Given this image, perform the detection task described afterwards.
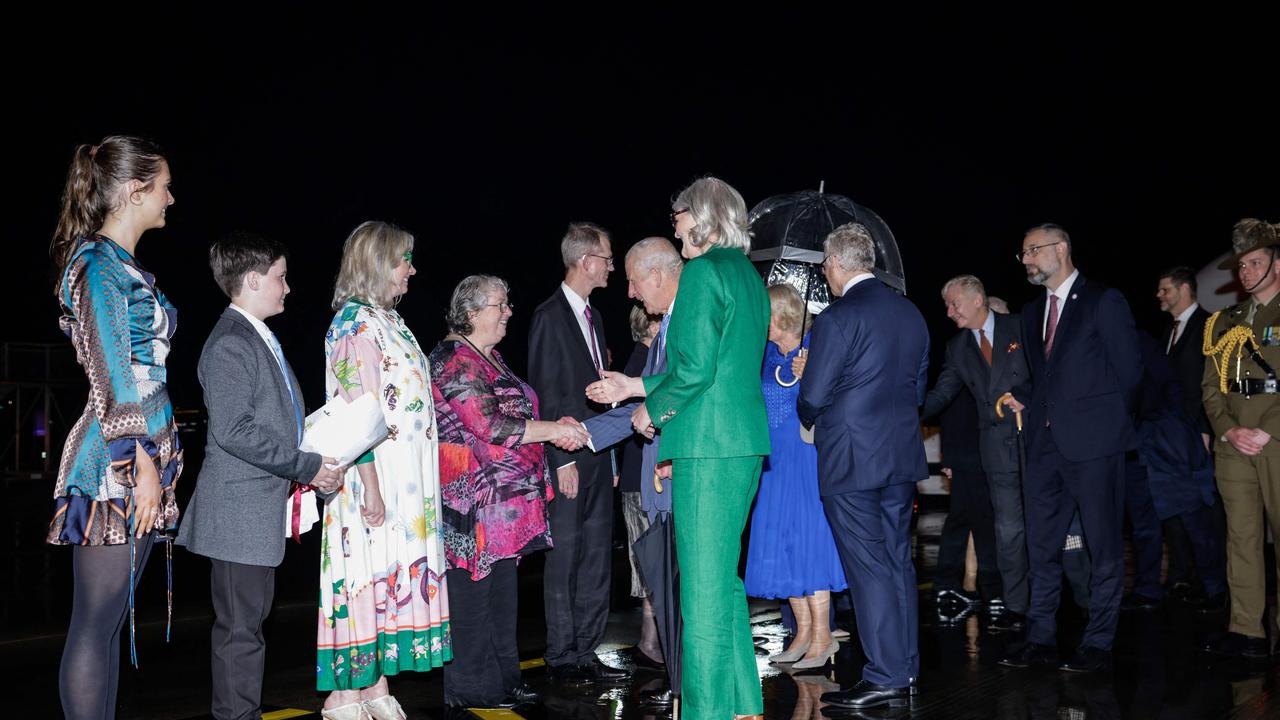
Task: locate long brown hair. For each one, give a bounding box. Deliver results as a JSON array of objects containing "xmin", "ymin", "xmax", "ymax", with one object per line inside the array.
[{"xmin": 51, "ymin": 135, "xmax": 166, "ymax": 294}]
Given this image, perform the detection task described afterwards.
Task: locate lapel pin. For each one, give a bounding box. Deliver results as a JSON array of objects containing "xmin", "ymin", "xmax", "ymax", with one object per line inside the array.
[{"xmin": 1071, "ymin": 293, "xmax": 1078, "ymax": 300}]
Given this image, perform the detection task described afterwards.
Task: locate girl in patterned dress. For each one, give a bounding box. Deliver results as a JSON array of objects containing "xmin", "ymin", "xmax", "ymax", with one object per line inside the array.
[
  {"xmin": 48, "ymin": 135, "xmax": 182, "ymax": 720},
  {"xmin": 317, "ymin": 222, "xmax": 449, "ymax": 720}
]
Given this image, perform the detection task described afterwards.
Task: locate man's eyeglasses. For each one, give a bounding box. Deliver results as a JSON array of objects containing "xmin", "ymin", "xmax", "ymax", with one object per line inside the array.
[
  {"xmin": 584, "ymin": 253, "xmax": 614, "ymax": 269},
  {"xmin": 1015, "ymin": 241, "xmax": 1062, "ymax": 263},
  {"xmin": 669, "ymin": 208, "xmax": 689, "ymax": 227}
]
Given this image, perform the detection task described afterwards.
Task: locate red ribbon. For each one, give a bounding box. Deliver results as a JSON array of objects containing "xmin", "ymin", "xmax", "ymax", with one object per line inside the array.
[{"xmin": 291, "ymin": 482, "xmax": 314, "ymax": 544}]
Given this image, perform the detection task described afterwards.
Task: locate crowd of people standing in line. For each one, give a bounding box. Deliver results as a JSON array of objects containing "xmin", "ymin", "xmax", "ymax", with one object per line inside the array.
[{"xmin": 45, "ymin": 133, "xmax": 1277, "ymax": 719}]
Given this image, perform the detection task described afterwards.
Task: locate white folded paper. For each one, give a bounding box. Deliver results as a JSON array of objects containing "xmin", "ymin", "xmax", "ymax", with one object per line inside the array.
[{"xmin": 285, "ymin": 393, "xmax": 389, "ymax": 538}]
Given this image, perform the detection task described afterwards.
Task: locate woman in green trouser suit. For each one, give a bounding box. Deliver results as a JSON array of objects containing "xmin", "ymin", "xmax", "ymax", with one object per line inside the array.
[{"xmin": 590, "ymin": 177, "xmax": 771, "ymax": 718}]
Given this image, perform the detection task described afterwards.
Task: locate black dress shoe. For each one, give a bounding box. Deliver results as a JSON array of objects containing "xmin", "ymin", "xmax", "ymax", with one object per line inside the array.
[
  {"xmin": 641, "ymin": 687, "xmax": 675, "ymax": 706},
  {"xmin": 580, "ymin": 656, "xmax": 632, "ymax": 681},
  {"xmin": 989, "ymin": 610, "xmax": 1026, "ymax": 632},
  {"xmin": 498, "ymin": 682, "xmax": 540, "ymax": 706},
  {"xmin": 821, "ymin": 679, "xmax": 911, "ymax": 709},
  {"xmin": 998, "ymin": 642, "xmax": 1058, "ymax": 669},
  {"xmin": 1204, "ymin": 631, "xmax": 1269, "ymax": 658},
  {"xmin": 548, "ymin": 663, "xmax": 593, "ymax": 687},
  {"xmin": 1120, "ymin": 593, "xmax": 1161, "ymax": 611},
  {"xmin": 936, "ymin": 587, "xmax": 981, "ymax": 609},
  {"xmin": 1058, "ymin": 645, "xmax": 1112, "ymax": 673}
]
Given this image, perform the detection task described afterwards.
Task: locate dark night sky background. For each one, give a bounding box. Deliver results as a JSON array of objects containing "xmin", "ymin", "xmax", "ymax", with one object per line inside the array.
[{"xmin": 7, "ymin": 12, "xmax": 1278, "ymax": 415}]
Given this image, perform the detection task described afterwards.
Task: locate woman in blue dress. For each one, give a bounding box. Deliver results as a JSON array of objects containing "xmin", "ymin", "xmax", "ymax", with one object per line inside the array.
[{"xmin": 745, "ymin": 283, "xmax": 847, "ymax": 670}]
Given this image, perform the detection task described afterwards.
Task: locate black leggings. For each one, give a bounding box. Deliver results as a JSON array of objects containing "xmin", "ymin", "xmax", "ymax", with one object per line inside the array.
[{"xmin": 60, "ymin": 535, "xmax": 155, "ymax": 720}]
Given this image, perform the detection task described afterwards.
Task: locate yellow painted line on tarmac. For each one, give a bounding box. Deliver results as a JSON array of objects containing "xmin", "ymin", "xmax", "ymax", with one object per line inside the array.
[
  {"xmin": 519, "ymin": 657, "xmax": 546, "ymax": 670},
  {"xmin": 263, "ymin": 710, "xmax": 314, "ymax": 720},
  {"xmin": 468, "ymin": 710, "xmax": 526, "ymax": 719}
]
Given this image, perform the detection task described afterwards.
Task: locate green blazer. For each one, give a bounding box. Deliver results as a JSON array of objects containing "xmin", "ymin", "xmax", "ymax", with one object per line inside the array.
[{"xmin": 643, "ymin": 245, "xmax": 771, "ymax": 460}]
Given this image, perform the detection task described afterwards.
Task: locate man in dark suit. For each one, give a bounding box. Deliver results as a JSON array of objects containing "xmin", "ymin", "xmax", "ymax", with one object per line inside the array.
[
  {"xmin": 527, "ymin": 221, "xmax": 630, "ymax": 685},
  {"xmin": 932, "ymin": 382, "xmax": 1002, "ymax": 623},
  {"xmin": 1158, "ymin": 266, "xmax": 1213, "ymax": 439},
  {"xmin": 799, "ymin": 222, "xmax": 930, "ymax": 710},
  {"xmin": 1153, "ymin": 267, "xmax": 1226, "ymax": 607},
  {"xmin": 999, "ymin": 224, "xmax": 1142, "ymax": 674},
  {"xmin": 583, "ymin": 236, "xmax": 683, "ymax": 707},
  {"xmin": 922, "ymin": 274, "xmax": 1031, "ymax": 630}
]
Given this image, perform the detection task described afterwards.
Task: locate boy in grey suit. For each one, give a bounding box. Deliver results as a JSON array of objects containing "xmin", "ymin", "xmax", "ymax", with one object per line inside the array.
[{"xmin": 176, "ymin": 232, "xmax": 343, "ymax": 720}]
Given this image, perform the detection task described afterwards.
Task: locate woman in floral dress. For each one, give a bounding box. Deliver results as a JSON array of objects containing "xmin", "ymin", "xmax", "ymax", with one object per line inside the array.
[{"xmin": 317, "ymin": 221, "xmax": 449, "ymax": 720}]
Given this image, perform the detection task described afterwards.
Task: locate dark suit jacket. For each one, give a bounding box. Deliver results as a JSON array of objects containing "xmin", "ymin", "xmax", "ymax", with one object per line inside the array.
[
  {"xmin": 1013, "ymin": 274, "xmax": 1142, "ymax": 461},
  {"xmin": 582, "ymin": 316, "xmax": 672, "ymax": 515},
  {"xmin": 940, "ymin": 384, "xmax": 983, "ymax": 473},
  {"xmin": 176, "ymin": 307, "xmax": 323, "ymax": 567},
  {"xmin": 1162, "ymin": 305, "xmax": 1212, "ymax": 435},
  {"xmin": 798, "ymin": 278, "xmax": 930, "ymax": 495},
  {"xmin": 922, "ymin": 312, "xmax": 1030, "ymax": 474},
  {"xmin": 527, "ymin": 287, "xmax": 612, "ymax": 482}
]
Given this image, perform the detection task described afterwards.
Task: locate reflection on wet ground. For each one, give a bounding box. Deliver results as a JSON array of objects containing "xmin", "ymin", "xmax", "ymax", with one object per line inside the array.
[{"xmin": 4, "ymin": 489, "xmax": 1277, "ymax": 718}]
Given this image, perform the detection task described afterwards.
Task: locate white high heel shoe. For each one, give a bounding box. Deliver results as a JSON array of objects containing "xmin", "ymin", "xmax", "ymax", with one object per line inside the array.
[
  {"xmin": 320, "ymin": 701, "xmax": 371, "ymax": 720},
  {"xmin": 363, "ymin": 694, "xmax": 407, "ymax": 720}
]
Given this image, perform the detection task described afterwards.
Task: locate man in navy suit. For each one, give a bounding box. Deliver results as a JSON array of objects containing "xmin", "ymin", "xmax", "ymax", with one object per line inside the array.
[
  {"xmin": 582, "ymin": 236, "xmax": 683, "ymax": 708},
  {"xmin": 999, "ymin": 224, "xmax": 1142, "ymax": 674},
  {"xmin": 922, "ymin": 275, "xmax": 1031, "ymax": 631},
  {"xmin": 799, "ymin": 222, "xmax": 930, "ymax": 710}
]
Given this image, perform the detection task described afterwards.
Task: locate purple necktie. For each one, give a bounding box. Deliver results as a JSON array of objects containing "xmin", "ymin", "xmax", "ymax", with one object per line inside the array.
[
  {"xmin": 584, "ymin": 306, "xmax": 603, "ymax": 373},
  {"xmin": 1044, "ymin": 295, "xmax": 1060, "ymax": 356}
]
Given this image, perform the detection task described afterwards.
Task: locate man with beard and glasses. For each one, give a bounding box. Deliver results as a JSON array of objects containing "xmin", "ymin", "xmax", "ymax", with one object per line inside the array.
[{"xmin": 998, "ymin": 224, "xmax": 1141, "ymax": 674}]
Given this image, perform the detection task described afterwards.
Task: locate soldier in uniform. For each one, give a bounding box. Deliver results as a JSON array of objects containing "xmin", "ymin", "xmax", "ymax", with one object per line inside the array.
[{"xmin": 1203, "ymin": 218, "xmax": 1280, "ymax": 658}]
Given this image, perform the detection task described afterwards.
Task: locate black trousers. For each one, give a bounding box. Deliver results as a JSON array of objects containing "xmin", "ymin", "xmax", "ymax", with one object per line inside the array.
[
  {"xmin": 936, "ymin": 466, "xmax": 1002, "ymax": 599},
  {"xmin": 1164, "ymin": 499, "xmax": 1229, "ymax": 598},
  {"xmin": 444, "ymin": 559, "xmax": 520, "ymax": 707},
  {"xmin": 1024, "ymin": 432, "xmax": 1125, "ymax": 650},
  {"xmin": 209, "ymin": 559, "xmax": 275, "ymax": 720},
  {"xmin": 542, "ymin": 470, "xmax": 613, "ymax": 667}
]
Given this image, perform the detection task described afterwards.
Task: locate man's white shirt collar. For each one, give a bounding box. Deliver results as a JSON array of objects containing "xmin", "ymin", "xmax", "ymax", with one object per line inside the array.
[{"xmin": 841, "ymin": 272, "xmax": 876, "ymax": 296}]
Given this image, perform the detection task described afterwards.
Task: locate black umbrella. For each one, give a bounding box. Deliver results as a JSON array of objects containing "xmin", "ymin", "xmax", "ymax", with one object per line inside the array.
[
  {"xmin": 749, "ymin": 184, "xmax": 906, "ymax": 389},
  {"xmin": 749, "ymin": 184, "xmax": 906, "ymax": 314},
  {"xmin": 631, "ymin": 511, "xmax": 681, "ymax": 698}
]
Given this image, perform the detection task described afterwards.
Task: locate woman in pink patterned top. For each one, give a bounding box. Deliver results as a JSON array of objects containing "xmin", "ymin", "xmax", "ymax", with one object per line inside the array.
[{"xmin": 428, "ymin": 274, "xmax": 588, "ymax": 709}]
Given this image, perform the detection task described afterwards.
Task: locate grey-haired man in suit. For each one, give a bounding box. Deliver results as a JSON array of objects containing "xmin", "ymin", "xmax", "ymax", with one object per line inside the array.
[
  {"xmin": 176, "ymin": 232, "xmax": 342, "ymax": 720},
  {"xmin": 922, "ymin": 274, "xmax": 1031, "ymax": 630}
]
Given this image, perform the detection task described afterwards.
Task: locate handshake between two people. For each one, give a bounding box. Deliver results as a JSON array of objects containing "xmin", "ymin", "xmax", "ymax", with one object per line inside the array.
[{"xmin": 550, "ymin": 417, "xmax": 592, "ymax": 452}]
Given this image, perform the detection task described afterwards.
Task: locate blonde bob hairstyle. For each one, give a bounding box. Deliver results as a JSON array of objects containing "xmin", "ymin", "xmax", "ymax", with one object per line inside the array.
[
  {"xmin": 332, "ymin": 221, "xmax": 415, "ymax": 310},
  {"xmin": 767, "ymin": 283, "xmax": 806, "ymax": 337},
  {"xmin": 673, "ymin": 176, "xmax": 752, "ymax": 254}
]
